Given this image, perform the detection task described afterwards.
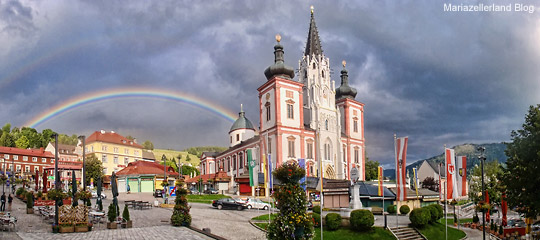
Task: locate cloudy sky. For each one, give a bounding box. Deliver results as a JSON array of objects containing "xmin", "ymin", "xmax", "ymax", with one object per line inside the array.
[{"xmin": 1, "ymin": 0, "xmax": 539, "ymax": 168}]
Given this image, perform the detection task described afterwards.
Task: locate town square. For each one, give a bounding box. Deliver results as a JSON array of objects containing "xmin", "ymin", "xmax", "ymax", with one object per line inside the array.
[{"xmin": 0, "ymin": 1, "xmax": 539, "ymax": 240}]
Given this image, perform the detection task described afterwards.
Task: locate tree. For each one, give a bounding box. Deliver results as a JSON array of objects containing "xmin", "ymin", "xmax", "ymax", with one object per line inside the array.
[
  {"xmin": 20, "ymin": 127, "xmax": 40, "ymax": 148},
  {"xmin": 0, "ymin": 132, "xmax": 15, "ymax": 147},
  {"xmin": 142, "ymin": 140, "xmax": 154, "ymax": 150},
  {"xmin": 421, "ymin": 177, "xmax": 439, "ymax": 192},
  {"xmin": 468, "ymin": 160, "xmax": 503, "ymax": 205},
  {"xmin": 125, "ymin": 135, "xmax": 134, "ymax": 140},
  {"xmin": 85, "ymin": 154, "xmax": 104, "ymax": 187},
  {"xmin": 180, "ymin": 165, "xmax": 199, "ymax": 176},
  {"xmin": 170, "ymin": 182, "xmax": 191, "ymax": 226},
  {"xmin": 501, "ymin": 104, "xmax": 540, "ymax": 219},
  {"xmin": 1, "ymin": 123, "xmax": 11, "ymax": 133},
  {"xmin": 40, "ymin": 129, "xmax": 56, "ymax": 147},
  {"xmin": 364, "ymin": 158, "xmax": 379, "ymax": 181},
  {"xmin": 185, "ymin": 155, "xmax": 191, "ymax": 162},
  {"xmin": 15, "ymin": 135, "xmax": 30, "ymax": 149}
]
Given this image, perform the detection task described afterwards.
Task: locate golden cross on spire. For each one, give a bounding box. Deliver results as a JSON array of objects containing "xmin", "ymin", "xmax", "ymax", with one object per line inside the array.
[
  {"xmin": 275, "ymin": 34, "xmax": 281, "ymax": 43},
  {"xmin": 311, "ymin": 5, "xmax": 314, "ymax": 13},
  {"xmin": 342, "ymin": 60, "xmax": 347, "ymax": 68}
]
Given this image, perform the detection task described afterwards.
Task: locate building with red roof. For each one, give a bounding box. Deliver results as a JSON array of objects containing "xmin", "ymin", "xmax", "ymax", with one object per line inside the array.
[{"xmin": 115, "ymin": 160, "xmax": 179, "ymax": 193}]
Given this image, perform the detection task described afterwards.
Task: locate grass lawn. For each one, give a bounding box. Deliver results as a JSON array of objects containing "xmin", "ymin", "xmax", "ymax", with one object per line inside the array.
[
  {"xmin": 313, "ymin": 227, "xmax": 396, "ymax": 240},
  {"xmin": 186, "ymin": 194, "xmax": 230, "ymax": 204},
  {"xmin": 252, "ymin": 213, "xmax": 277, "ymax": 221},
  {"xmin": 254, "ymin": 222, "xmax": 269, "ymax": 230},
  {"xmin": 439, "ymin": 218, "xmax": 473, "ymax": 225},
  {"xmin": 417, "ymin": 222, "xmax": 466, "ymax": 240}
]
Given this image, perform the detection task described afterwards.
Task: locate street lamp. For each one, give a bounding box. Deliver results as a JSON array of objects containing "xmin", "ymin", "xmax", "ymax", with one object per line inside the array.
[
  {"xmin": 477, "ymin": 146, "xmax": 486, "ymax": 240},
  {"xmin": 78, "ymin": 135, "xmax": 86, "ymax": 191},
  {"xmin": 53, "ymin": 133, "xmax": 59, "ymax": 226}
]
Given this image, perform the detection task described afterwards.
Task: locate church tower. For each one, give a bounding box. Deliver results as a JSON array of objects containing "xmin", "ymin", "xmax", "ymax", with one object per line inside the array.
[{"xmin": 299, "ymin": 7, "xmax": 344, "ymax": 180}]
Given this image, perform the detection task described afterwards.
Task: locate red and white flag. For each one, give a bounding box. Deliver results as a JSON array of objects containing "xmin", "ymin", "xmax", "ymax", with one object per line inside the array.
[
  {"xmin": 395, "ymin": 136, "xmax": 408, "ymax": 201},
  {"xmin": 456, "ymin": 156, "xmax": 467, "ymax": 197},
  {"xmin": 445, "ymin": 148, "xmax": 459, "ymax": 200}
]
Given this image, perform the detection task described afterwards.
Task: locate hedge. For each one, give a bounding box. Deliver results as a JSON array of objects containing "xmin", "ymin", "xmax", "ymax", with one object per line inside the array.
[
  {"xmin": 425, "ymin": 205, "xmax": 439, "ymax": 223},
  {"xmin": 387, "ymin": 205, "xmax": 397, "ymax": 214},
  {"xmin": 312, "ymin": 213, "xmax": 321, "ymax": 228},
  {"xmin": 313, "ymin": 205, "xmax": 321, "ymax": 214},
  {"xmin": 350, "ymin": 209, "xmax": 374, "ymax": 231},
  {"xmin": 325, "ymin": 213, "xmax": 341, "ymax": 231},
  {"xmin": 399, "ymin": 205, "xmax": 410, "ymax": 215}
]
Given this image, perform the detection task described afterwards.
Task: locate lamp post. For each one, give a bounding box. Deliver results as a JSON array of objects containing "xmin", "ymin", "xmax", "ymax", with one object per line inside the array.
[
  {"xmin": 164, "ymin": 158, "xmax": 168, "ymax": 204},
  {"xmin": 1, "ymin": 157, "xmax": 4, "ymax": 194},
  {"xmin": 477, "ymin": 146, "xmax": 486, "ymax": 240},
  {"xmin": 53, "ymin": 133, "xmax": 59, "ymax": 226},
  {"xmin": 78, "ymin": 135, "xmax": 86, "ymax": 191}
]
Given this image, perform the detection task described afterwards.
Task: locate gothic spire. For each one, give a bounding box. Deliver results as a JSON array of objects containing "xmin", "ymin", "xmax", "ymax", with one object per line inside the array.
[{"xmin": 304, "ymin": 6, "xmax": 323, "ymax": 57}]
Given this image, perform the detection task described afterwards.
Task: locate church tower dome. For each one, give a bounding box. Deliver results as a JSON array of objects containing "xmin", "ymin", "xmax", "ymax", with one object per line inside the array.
[
  {"xmin": 229, "ymin": 104, "xmax": 256, "ymax": 147},
  {"xmin": 335, "ymin": 60, "xmax": 357, "ymax": 100},
  {"xmin": 264, "ymin": 34, "xmax": 295, "ymax": 80}
]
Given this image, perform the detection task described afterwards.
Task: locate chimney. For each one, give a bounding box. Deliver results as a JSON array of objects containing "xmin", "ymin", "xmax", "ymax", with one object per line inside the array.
[
  {"xmin": 100, "ymin": 129, "xmax": 105, "ymax": 134},
  {"xmin": 133, "ymin": 138, "xmax": 137, "ymax": 143},
  {"xmin": 111, "ymin": 130, "xmax": 115, "ymax": 133},
  {"xmin": 40, "ymin": 147, "xmax": 44, "ymax": 153}
]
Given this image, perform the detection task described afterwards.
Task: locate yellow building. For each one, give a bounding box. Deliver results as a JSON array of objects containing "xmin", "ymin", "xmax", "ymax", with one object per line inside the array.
[{"xmin": 86, "ymin": 130, "xmax": 143, "ymax": 176}]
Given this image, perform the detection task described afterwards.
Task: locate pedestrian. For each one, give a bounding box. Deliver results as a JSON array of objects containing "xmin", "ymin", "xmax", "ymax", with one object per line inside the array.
[
  {"xmin": 0, "ymin": 193, "xmax": 5, "ymax": 212},
  {"xmin": 12, "ymin": 185, "xmax": 15, "ymax": 194},
  {"xmin": 7, "ymin": 194, "xmax": 12, "ymax": 211},
  {"xmin": 127, "ymin": 184, "xmax": 131, "ymax": 194}
]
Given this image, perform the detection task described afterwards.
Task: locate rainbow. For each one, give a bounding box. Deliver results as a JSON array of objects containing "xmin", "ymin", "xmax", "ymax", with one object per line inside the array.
[{"xmin": 25, "ymin": 88, "xmax": 238, "ymax": 128}]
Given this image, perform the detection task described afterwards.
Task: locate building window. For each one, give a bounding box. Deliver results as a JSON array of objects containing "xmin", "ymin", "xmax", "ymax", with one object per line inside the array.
[
  {"xmin": 103, "ymin": 168, "xmax": 107, "ymax": 174},
  {"xmin": 124, "ymin": 157, "xmax": 129, "ymax": 165},
  {"xmin": 307, "ymin": 142, "xmax": 313, "ymax": 159},
  {"xmin": 343, "ymin": 146, "xmax": 347, "ymax": 163},
  {"xmin": 91, "ymin": 146, "xmax": 94, "ymax": 152},
  {"xmin": 42, "ymin": 158, "xmax": 46, "ymax": 163},
  {"xmin": 23, "ymin": 156, "xmax": 28, "ymax": 161},
  {"xmin": 265, "ymin": 102, "xmax": 271, "ymax": 121},
  {"xmin": 236, "ymin": 134, "xmax": 240, "ymax": 141},
  {"xmin": 102, "ymin": 154, "xmax": 107, "ymax": 163},
  {"xmin": 114, "ymin": 147, "xmax": 119, "ymax": 153},
  {"xmin": 287, "ymin": 104, "xmax": 294, "ymax": 119},
  {"xmin": 312, "ymin": 62, "xmax": 316, "ymax": 69},
  {"xmin": 16, "ymin": 165, "xmax": 21, "ymax": 172},
  {"xmin": 34, "ymin": 166, "xmax": 39, "ymax": 172},
  {"xmin": 114, "ymin": 156, "xmax": 118, "ymax": 164},
  {"xmin": 325, "ymin": 120, "xmax": 328, "ymax": 130},
  {"xmin": 353, "ymin": 119, "xmax": 358, "ymax": 133},
  {"xmin": 233, "ymin": 156, "xmax": 237, "ymax": 170},
  {"xmin": 25, "ymin": 166, "xmax": 30, "ymax": 173},
  {"xmin": 134, "ymin": 150, "xmax": 139, "ymax": 155},
  {"xmin": 324, "ymin": 143, "xmax": 331, "ymax": 160},
  {"xmin": 268, "ymin": 140, "xmax": 272, "ymax": 154},
  {"xmin": 32, "ymin": 157, "xmax": 37, "ymax": 162},
  {"xmin": 102, "ymin": 146, "xmax": 107, "ymax": 151},
  {"xmin": 230, "ymin": 136, "xmax": 232, "ymax": 143},
  {"xmin": 239, "ymin": 152, "xmax": 244, "ymax": 169},
  {"xmin": 288, "ymin": 139, "xmax": 295, "ymax": 158},
  {"xmin": 354, "ymin": 148, "xmax": 359, "ymax": 164},
  {"xmin": 13, "ymin": 155, "xmax": 18, "ymax": 160},
  {"xmin": 322, "ymin": 70, "xmax": 325, "ymax": 78},
  {"xmin": 310, "ymin": 164, "xmax": 314, "ymax": 175},
  {"xmin": 124, "ymin": 149, "xmax": 129, "ymax": 154},
  {"xmin": 3, "ymin": 154, "xmax": 9, "ymax": 159}
]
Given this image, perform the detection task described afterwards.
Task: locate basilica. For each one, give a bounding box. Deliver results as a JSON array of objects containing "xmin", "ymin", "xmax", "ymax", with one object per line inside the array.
[{"xmin": 198, "ymin": 9, "xmax": 365, "ymax": 196}]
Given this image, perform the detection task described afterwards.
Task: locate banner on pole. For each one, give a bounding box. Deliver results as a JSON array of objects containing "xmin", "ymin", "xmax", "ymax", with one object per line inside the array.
[
  {"xmin": 456, "ymin": 156, "xmax": 467, "ymax": 197},
  {"xmin": 445, "ymin": 148, "xmax": 459, "ymax": 200},
  {"xmin": 395, "ymin": 136, "xmax": 408, "ymax": 201},
  {"xmin": 298, "ymin": 158, "xmax": 306, "ymax": 190},
  {"xmin": 247, "ymin": 149, "xmax": 255, "ymax": 187},
  {"xmin": 377, "ymin": 166, "xmax": 383, "ymax": 196}
]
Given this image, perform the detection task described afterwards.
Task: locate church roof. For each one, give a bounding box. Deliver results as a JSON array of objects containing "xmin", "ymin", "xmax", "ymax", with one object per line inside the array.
[
  {"xmin": 229, "ymin": 107, "xmax": 255, "ymax": 133},
  {"xmin": 304, "ymin": 7, "xmax": 323, "ymax": 57}
]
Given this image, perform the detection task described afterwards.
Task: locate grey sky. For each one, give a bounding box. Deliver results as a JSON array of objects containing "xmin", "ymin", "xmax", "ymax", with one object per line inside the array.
[{"xmin": 1, "ymin": 0, "xmax": 538, "ymax": 168}]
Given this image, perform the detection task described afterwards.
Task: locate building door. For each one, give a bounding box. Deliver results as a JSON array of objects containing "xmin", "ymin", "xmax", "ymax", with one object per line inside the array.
[
  {"xmin": 140, "ymin": 178, "xmax": 154, "ymax": 192},
  {"xmin": 118, "ymin": 179, "xmax": 126, "ymax": 193},
  {"xmin": 128, "ymin": 178, "xmax": 140, "ymax": 193}
]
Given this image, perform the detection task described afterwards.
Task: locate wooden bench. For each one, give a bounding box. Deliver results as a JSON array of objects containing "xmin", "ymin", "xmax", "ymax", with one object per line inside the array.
[{"xmin": 124, "ymin": 200, "xmax": 135, "ymax": 208}]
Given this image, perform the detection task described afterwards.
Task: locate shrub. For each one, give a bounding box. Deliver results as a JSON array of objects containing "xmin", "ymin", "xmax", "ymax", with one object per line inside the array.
[
  {"xmin": 429, "ymin": 204, "xmax": 443, "ymax": 221},
  {"xmin": 399, "ymin": 205, "xmax": 410, "ymax": 215},
  {"xmin": 387, "ymin": 205, "xmax": 397, "ymax": 214},
  {"xmin": 498, "ymin": 225, "xmax": 503, "ymax": 235},
  {"xmin": 16, "ymin": 187, "xmax": 25, "ymax": 196},
  {"xmin": 425, "ymin": 205, "xmax": 439, "ymax": 223},
  {"xmin": 122, "ymin": 204, "xmax": 130, "ymax": 222},
  {"xmin": 350, "ymin": 209, "xmax": 374, "ymax": 231},
  {"xmin": 107, "ymin": 203, "xmax": 117, "ymax": 223},
  {"xmin": 313, "ymin": 205, "xmax": 321, "ymax": 214},
  {"xmin": 37, "ymin": 191, "xmax": 43, "ymax": 199},
  {"xmin": 472, "ymin": 214, "xmax": 479, "ymax": 223},
  {"xmin": 325, "ymin": 213, "xmax": 341, "ymax": 231},
  {"xmin": 312, "ymin": 213, "xmax": 321, "ymax": 228},
  {"xmin": 409, "ymin": 208, "xmax": 430, "ymax": 227},
  {"xmin": 171, "ymin": 186, "xmax": 191, "ymax": 226},
  {"xmin": 26, "ymin": 192, "xmax": 33, "ymax": 209}
]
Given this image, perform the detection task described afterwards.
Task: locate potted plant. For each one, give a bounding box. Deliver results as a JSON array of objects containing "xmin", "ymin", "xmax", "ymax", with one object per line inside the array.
[
  {"xmin": 26, "ymin": 192, "xmax": 34, "ymax": 214},
  {"xmin": 107, "ymin": 203, "xmax": 117, "ymax": 229},
  {"xmin": 47, "ymin": 189, "xmax": 66, "ymax": 202},
  {"xmin": 75, "ymin": 223, "xmax": 88, "ymax": 232},
  {"xmin": 52, "ymin": 224, "xmax": 60, "ymax": 233},
  {"xmin": 88, "ymin": 223, "xmax": 93, "ymax": 231},
  {"xmin": 37, "ymin": 191, "xmax": 43, "ymax": 200},
  {"xmin": 122, "ymin": 204, "xmax": 132, "ymax": 228},
  {"xmin": 59, "ymin": 223, "xmax": 74, "ymax": 233}
]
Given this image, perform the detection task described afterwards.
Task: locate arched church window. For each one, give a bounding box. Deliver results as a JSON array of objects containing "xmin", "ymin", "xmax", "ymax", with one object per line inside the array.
[
  {"xmin": 325, "ymin": 119, "xmax": 328, "ymax": 130},
  {"xmin": 322, "ymin": 70, "xmax": 325, "ymax": 78},
  {"xmin": 312, "ymin": 62, "xmax": 316, "ymax": 69},
  {"xmin": 304, "ymin": 70, "xmax": 307, "ymax": 80}
]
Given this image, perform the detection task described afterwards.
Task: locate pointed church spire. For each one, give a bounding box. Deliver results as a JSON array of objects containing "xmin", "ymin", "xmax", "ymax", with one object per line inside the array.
[{"xmin": 304, "ymin": 6, "xmax": 323, "ymax": 57}]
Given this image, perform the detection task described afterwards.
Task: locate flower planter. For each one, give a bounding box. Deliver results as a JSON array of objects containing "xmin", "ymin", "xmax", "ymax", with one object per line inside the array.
[
  {"xmin": 121, "ymin": 220, "xmax": 133, "ymax": 228},
  {"xmin": 88, "ymin": 224, "xmax": 93, "ymax": 231},
  {"xmin": 52, "ymin": 226, "xmax": 60, "ymax": 233},
  {"xmin": 107, "ymin": 222, "xmax": 117, "ymax": 229},
  {"xmin": 75, "ymin": 225, "xmax": 88, "ymax": 232},
  {"xmin": 59, "ymin": 226, "xmax": 74, "ymax": 233},
  {"xmin": 27, "ymin": 208, "xmax": 34, "ymax": 214}
]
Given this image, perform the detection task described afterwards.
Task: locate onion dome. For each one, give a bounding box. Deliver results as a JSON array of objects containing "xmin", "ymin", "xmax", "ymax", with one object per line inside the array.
[
  {"xmin": 264, "ymin": 34, "xmax": 295, "ymax": 80},
  {"xmin": 229, "ymin": 104, "xmax": 255, "ymax": 133},
  {"xmin": 335, "ymin": 60, "xmax": 357, "ymax": 100}
]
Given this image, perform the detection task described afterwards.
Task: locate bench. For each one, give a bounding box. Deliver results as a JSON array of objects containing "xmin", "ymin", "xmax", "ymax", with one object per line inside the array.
[{"xmin": 124, "ymin": 200, "xmax": 135, "ymax": 208}]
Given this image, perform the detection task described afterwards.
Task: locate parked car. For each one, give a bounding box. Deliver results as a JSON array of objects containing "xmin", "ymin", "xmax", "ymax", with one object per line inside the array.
[
  {"xmin": 153, "ymin": 189, "xmax": 164, "ymax": 198},
  {"xmin": 212, "ymin": 198, "xmax": 247, "ymax": 211},
  {"xmin": 244, "ymin": 198, "xmax": 270, "ymax": 210},
  {"xmin": 91, "ymin": 191, "xmax": 106, "ymax": 199},
  {"xmin": 204, "ymin": 188, "xmax": 219, "ymax": 194},
  {"xmin": 189, "ymin": 188, "xmax": 200, "ymax": 195}
]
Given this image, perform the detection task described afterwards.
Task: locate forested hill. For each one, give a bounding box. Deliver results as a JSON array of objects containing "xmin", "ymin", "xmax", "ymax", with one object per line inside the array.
[{"xmin": 385, "ymin": 142, "xmax": 507, "ymax": 180}]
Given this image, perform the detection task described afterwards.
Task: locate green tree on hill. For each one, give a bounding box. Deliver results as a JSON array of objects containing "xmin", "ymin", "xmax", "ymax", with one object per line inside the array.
[
  {"xmin": 0, "ymin": 132, "xmax": 15, "ymax": 147},
  {"xmin": 364, "ymin": 158, "xmax": 379, "ymax": 181},
  {"xmin": 142, "ymin": 140, "xmax": 154, "ymax": 150},
  {"xmin": 15, "ymin": 135, "xmax": 30, "ymax": 149}
]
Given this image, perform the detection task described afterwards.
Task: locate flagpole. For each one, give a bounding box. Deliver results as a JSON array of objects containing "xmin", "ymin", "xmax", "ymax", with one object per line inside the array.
[
  {"xmin": 444, "ymin": 145, "xmax": 447, "ymax": 240},
  {"xmin": 394, "ymin": 134, "xmax": 398, "ymax": 229},
  {"xmin": 382, "ymin": 166, "xmax": 385, "ymax": 228},
  {"xmin": 316, "ymin": 129, "xmax": 323, "ymax": 240}
]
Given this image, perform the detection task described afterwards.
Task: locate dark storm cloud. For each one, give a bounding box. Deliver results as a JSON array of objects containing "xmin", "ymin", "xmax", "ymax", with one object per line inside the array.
[{"xmin": 0, "ymin": 0, "xmax": 538, "ymax": 166}]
